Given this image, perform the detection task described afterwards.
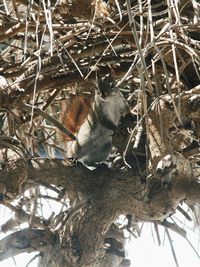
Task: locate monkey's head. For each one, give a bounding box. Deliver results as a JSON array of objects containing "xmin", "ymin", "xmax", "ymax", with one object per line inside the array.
[
  {"xmin": 96, "ymin": 73, "xmax": 116, "ymax": 97},
  {"xmin": 95, "ymin": 74, "xmax": 129, "ymax": 129}
]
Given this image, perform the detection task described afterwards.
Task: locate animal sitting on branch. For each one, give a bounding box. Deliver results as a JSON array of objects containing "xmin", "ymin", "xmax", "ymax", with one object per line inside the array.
[{"xmin": 60, "ymin": 73, "xmax": 129, "ymax": 167}]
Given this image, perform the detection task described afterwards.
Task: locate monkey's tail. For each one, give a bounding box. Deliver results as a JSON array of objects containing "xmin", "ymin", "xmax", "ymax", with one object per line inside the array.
[{"xmin": 60, "ymin": 95, "xmax": 93, "ymax": 141}]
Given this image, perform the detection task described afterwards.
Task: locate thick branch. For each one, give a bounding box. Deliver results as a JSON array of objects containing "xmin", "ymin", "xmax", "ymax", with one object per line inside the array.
[
  {"xmin": 0, "ymin": 228, "xmax": 56, "ymax": 261},
  {"xmin": 1, "ymin": 158, "xmax": 199, "ymax": 220},
  {"xmin": 0, "ymin": 156, "xmax": 200, "ymax": 266}
]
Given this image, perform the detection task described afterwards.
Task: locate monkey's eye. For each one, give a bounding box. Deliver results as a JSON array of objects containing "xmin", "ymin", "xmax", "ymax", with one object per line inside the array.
[{"xmin": 109, "ymin": 82, "xmax": 114, "ymax": 88}]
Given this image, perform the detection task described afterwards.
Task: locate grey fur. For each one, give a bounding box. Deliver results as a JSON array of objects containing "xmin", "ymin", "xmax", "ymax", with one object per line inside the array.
[{"xmin": 67, "ymin": 87, "xmax": 129, "ymax": 167}]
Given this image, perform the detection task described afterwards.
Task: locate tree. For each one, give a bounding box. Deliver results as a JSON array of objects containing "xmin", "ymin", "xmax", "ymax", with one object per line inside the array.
[{"xmin": 0, "ymin": 0, "xmax": 200, "ymax": 266}]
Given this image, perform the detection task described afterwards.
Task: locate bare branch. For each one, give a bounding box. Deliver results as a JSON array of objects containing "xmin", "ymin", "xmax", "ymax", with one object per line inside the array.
[{"xmin": 0, "ymin": 228, "xmax": 56, "ymax": 261}]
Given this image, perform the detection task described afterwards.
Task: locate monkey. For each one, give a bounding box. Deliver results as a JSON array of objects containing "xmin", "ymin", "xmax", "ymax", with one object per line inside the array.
[{"xmin": 60, "ymin": 74, "xmax": 129, "ymax": 167}]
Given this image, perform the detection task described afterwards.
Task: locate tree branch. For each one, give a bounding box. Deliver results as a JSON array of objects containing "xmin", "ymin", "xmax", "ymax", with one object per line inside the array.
[
  {"xmin": 1, "ymin": 157, "xmax": 199, "ymax": 221},
  {"xmin": 0, "ymin": 228, "xmax": 56, "ymax": 261}
]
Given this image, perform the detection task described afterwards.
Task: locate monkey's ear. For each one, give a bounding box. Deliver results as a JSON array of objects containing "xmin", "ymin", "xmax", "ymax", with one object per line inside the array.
[
  {"xmin": 96, "ymin": 72, "xmax": 102, "ymax": 89},
  {"xmin": 96, "ymin": 71, "xmax": 116, "ymax": 97}
]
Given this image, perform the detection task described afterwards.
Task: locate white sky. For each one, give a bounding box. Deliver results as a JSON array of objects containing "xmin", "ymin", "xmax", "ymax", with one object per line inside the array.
[{"xmin": 126, "ymin": 222, "xmax": 200, "ymax": 267}]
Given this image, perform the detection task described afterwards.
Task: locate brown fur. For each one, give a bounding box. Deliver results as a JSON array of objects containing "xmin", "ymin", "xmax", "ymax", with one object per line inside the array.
[
  {"xmin": 60, "ymin": 95, "xmax": 93, "ymax": 141},
  {"xmin": 58, "ymin": 75, "xmax": 129, "ymax": 166}
]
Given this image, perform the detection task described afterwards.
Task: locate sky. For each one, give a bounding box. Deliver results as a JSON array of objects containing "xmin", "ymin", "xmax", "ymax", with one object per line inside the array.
[{"xmin": 126, "ymin": 222, "xmax": 200, "ymax": 267}]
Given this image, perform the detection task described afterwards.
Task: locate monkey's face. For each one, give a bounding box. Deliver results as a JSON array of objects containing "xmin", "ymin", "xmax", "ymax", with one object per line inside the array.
[
  {"xmin": 106, "ymin": 92, "xmax": 129, "ymax": 127},
  {"xmin": 95, "ymin": 91, "xmax": 129, "ymax": 129}
]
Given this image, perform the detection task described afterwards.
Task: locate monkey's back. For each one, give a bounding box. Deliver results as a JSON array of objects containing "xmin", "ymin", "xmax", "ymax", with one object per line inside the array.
[{"xmin": 68, "ymin": 118, "xmax": 113, "ymax": 166}]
